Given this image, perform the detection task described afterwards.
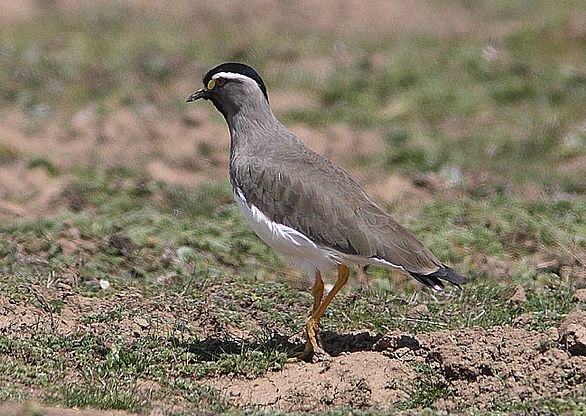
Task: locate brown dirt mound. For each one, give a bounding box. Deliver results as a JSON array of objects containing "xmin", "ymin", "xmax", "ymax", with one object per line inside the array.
[
  {"xmin": 214, "ymin": 325, "xmax": 586, "ymax": 412},
  {"xmin": 216, "ymin": 350, "xmax": 414, "ymax": 411}
]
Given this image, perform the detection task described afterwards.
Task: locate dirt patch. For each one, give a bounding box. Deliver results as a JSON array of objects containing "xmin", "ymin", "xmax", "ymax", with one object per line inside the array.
[
  {"xmin": 213, "ymin": 325, "xmax": 586, "ymax": 412},
  {"xmin": 414, "ymin": 326, "xmax": 585, "ymax": 411},
  {"xmin": 0, "ymin": 402, "xmax": 132, "ymax": 416},
  {"xmin": 215, "ymin": 350, "xmax": 414, "ymax": 411},
  {"xmin": 0, "ymin": 106, "xmax": 420, "ymax": 219},
  {"xmin": 0, "ymin": 165, "xmax": 71, "ymax": 219},
  {"xmin": 0, "ymin": 107, "xmax": 229, "ymax": 220},
  {"xmin": 0, "ymin": 270, "xmax": 223, "ymax": 341},
  {"xmin": 0, "ymin": 107, "xmax": 228, "ymax": 174}
]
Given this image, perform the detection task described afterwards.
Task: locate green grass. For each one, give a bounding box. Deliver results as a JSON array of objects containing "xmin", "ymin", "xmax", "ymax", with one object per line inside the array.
[
  {"xmin": 399, "ymin": 363, "xmax": 452, "ymax": 410},
  {"xmin": 1, "ymin": 173, "xmax": 584, "ymax": 414},
  {"xmin": 26, "ymin": 157, "xmax": 60, "ymax": 176}
]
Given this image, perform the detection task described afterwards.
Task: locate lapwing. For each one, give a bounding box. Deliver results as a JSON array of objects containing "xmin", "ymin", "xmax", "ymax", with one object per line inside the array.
[{"xmin": 187, "ymin": 62, "xmax": 467, "ymax": 361}]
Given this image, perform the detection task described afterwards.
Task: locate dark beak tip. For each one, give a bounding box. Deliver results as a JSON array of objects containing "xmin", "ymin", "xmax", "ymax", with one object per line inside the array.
[{"xmin": 186, "ymin": 89, "xmax": 207, "ymax": 103}]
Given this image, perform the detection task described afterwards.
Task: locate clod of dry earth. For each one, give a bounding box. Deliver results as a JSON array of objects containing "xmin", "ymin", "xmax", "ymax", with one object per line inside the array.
[
  {"xmin": 214, "ymin": 326, "xmax": 586, "ymax": 412},
  {"xmin": 560, "ymin": 310, "xmax": 586, "ymax": 356}
]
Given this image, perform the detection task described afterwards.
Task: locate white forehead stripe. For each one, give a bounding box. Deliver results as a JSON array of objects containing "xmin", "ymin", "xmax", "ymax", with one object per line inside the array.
[{"xmin": 212, "ymin": 72, "xmax": 256, "ymax": 83}]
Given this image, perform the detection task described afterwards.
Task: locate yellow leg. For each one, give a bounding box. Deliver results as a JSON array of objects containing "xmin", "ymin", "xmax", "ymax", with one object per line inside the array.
[
  {"xmin": 305, "ymin": 270, "xmax": 324, "ymax": 353},
  {"xmin": 300, "ymin": 264, "xmax": 349, "ymax": 361},
  {"xmin": 311, "ymin": 270, "xmax": 324, "ymax": 314}
]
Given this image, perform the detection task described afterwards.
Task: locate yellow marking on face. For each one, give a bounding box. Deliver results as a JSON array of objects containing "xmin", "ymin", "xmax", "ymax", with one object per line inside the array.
[{"xmin": 207, "ymin": 79, "xmax": 216, "ymax": 90}]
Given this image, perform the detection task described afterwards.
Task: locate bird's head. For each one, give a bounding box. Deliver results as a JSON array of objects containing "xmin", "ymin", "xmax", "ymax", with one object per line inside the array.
[{"xmin": 186, "ymin": 62, "xmax": 269, "ymax": 118}]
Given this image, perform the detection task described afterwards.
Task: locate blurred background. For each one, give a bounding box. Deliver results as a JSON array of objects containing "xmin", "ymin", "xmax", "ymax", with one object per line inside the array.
[
  {"xmin": 2, "ymin": 0, "xmax": 585, "ymax": 219},
  {"xmin": 1, "ymin": 0, "xmax": 585, "ymax": 414}
]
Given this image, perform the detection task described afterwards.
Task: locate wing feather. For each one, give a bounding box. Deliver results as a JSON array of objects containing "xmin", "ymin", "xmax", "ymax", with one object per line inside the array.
[{"xmin": 232, "ymin": 147, "xmax": 442, "ymax": 275}]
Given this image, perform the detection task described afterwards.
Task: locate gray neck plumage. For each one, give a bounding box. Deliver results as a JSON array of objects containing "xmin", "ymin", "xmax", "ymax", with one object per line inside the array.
[
  {"xmin": 218, "ymin": 84, "xmax": 306, "ymax": 191},
  {"xmin": 226, "ymin": 98, "xmax": 278, "ymax": 144},
  {"xmin": 222, "ymin": 93, "xmax": 292, "ymax": 162}
]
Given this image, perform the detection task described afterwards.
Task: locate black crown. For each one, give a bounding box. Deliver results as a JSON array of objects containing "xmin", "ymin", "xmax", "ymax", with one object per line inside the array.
[{"xmin": 203, "ymin": 62, "xmax": 268, "ymax": 101}]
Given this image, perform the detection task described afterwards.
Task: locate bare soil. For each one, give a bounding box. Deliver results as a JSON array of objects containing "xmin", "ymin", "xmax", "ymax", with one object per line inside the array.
[
  {"xmin": 214, "ymin": 324, "xmax": 586, "ymax": 412},
  {"xmin": 1, "ymin": 278, "xmax": 585, "ymax": 413}
]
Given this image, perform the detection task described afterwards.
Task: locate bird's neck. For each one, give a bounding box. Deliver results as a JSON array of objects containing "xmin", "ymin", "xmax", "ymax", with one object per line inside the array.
[{"xmin": 225, "ymin": 99, "xmax": 283, "ymax": 155}]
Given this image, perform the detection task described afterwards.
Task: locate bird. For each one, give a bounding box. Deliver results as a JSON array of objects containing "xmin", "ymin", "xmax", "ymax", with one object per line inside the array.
[{"xmin": 186, "ymin": 62, "xmax": 467, "ymax": 361}]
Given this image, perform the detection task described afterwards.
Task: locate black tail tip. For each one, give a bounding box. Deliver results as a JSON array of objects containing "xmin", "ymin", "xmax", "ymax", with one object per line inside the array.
[
  {"xmin": 410, "ymin": 266, "xmax": 468, "ymax": 292},
  {"xmin": 439, "ymin": 266, "xmax": 468, "ymax": 285}
]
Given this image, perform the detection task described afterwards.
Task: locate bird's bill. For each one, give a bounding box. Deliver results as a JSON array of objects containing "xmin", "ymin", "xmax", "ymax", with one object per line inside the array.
[{"xmin": 186, "ymin": 89, "xmax": 207, "ymax": 102}]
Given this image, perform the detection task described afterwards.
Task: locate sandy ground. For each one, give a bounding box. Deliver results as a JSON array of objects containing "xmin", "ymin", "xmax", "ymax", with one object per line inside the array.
[{"xmin": 1, "ymin": 280, "xmax": 585, "ymax": 414}]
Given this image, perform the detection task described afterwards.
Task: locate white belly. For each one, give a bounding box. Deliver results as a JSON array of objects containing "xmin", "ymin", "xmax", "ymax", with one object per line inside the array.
[
  {"xmin": 233, "ymin": 187, "xmax": 340, "ymax": 278},
  {"xmin": 233, "ymin": 186, "xmax": 410, "ymax": 286}
]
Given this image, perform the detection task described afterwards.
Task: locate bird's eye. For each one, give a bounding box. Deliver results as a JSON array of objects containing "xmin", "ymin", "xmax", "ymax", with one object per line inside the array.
[{"xmin": 216, "ymin": 77, "xmax": 226, "ymax": 87}]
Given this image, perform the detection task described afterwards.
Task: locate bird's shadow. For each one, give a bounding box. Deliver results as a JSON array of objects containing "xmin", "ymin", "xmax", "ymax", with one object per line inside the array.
[
  {"xmin": 320, "ymin": 331, "xmax": 383, "ymax": 356},
  {"xmin": 178, "ymin": 331, "xmax": 383, "ymax": 362}
]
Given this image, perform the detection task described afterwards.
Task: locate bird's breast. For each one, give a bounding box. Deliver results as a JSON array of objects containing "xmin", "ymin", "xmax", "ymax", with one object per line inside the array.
[{"xmin": 232, "ymin": 185, "xmax": 340, "ymax": 277}]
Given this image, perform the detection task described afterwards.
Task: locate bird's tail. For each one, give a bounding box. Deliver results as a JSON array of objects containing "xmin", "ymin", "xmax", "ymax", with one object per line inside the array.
[{"xmin": 410, "ymin": 266, "xmax": 468, "ymax": 292}]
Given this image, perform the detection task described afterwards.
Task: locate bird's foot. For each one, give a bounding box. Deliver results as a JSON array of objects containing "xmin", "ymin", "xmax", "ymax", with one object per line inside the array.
[
  {"xmin": 308, "ymin": 346, "xmax": 330, "ymax": 363},
  {"xmin": 288, "ymin": 343, "xmax": 329, "ymax": 363}
]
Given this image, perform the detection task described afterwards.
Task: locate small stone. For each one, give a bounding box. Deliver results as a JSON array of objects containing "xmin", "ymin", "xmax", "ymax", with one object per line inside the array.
[
  {"xmin": 559, "ymin": 310, "xmax": 586, "ymax": 356},
  {"xmin": 572, "ymin": 288, "xmax": 586, "ymax": 303},
  {"xmin": 99, "ymin": 279, "xmax": 110, "ymax": 290},
  {"xmin": 509, "ymin": 286, "xmax": 526, "ymax": 304},
  {"xmin": 134, "ymin": 317, "xmax": 149, "ymax": 329},
  {"xmin": 407, "ymin": 303, "xmax": 429, "ymax": 318}
]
